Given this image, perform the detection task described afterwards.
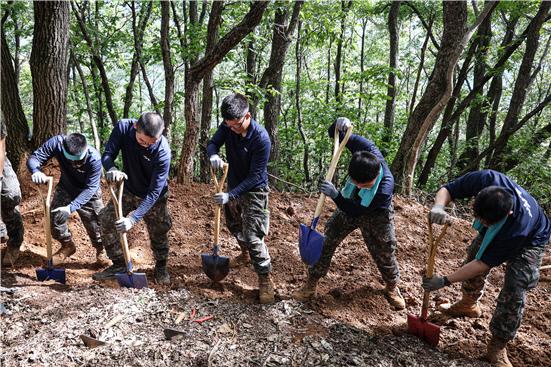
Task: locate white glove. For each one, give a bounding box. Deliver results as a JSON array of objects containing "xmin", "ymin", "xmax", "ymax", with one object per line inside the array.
[
  {"xmin": 51, "ymin": 205, "xmax": 71, "ymax": 222},
  {"xmin": 213, "ymin": 192, "xmax": 230, "ymax": 205},
  {"xmin": 31, "ymin": 171, "xmax": 48, "ymax": 185},
  {"xmin": 115, "ymin": 216, "xmax": 136, "ymax": 233},
  {"xmin": 430, "ymin": 205, "xmax": 450, "ymax": 224},
  {"xmin": 209, "ymin": 154, "xmax": 223, "ymax": 170},
  {"xmin": 106, "ymin": 168, "xmax": 128, "ymax": 182},
  {"xmin": 335, "ymin": 117, "xmax": 352, "ymax": 132}
]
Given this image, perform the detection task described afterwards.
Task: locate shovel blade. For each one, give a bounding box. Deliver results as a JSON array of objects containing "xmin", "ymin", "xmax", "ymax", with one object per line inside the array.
[
  {"xmin": 407, "ymin": 313, "xmax": 441, "ymax": 347},
  {"xmin": 298, "ymin": 224, "xmax": 325, "ymax": 266},
  {"xmin": 201, "ymin": 252, "xmax": 230, "ymax": 282},
  {"xmin": 36, "ymin": 267, "xmax": 66, "ymax": 284},
  {"xmin": 115, "ymin": 272, "xmax": 148, "ymax": 289}
]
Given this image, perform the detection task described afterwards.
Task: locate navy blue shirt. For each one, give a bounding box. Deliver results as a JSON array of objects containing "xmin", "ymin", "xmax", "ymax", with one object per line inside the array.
[
  {"xmin": 444, "ymin": 170, "xmax": 551, "ymax": 267},
  {"xmin": 27, "ymin": 135, "xmax": 102, "ymax": 213},
  {"xmin": 207, "ymin": 119, "xmax": 270, "ymax": 199},
  {"xmin": 328, "ymin": 123, "xmax": 394, "ymax": 217},
  {"xmin": 102, "ymin": 119, "xmax": 171, "ymax": 222}
]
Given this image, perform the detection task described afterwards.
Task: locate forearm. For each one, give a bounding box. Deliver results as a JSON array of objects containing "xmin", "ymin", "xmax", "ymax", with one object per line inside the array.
[
  {"xmin": 434, "ymin": 187, "xmax": 452, "ymax": 207},
  {"xmin": 446, "ymin": 260, "xmax": 490, "ymax": 283}
]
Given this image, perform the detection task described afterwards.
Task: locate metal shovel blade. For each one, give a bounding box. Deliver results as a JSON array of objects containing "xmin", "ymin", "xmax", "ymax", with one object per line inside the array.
[
  {"xmin": 36, "ymin": 267, "xmax": 66, "ymax": 284},
  {"xmin": 298, "ymin": 223, "xmax": 325, "ymax": 266},
  {"xmin": 407, "ymin": 313, "xmax": 441, "ymax": 347},
  {"xmin": 115, "ymin": 271, "xmax": 148, "ymax": 289},
  {"xmin": 201, "ymin": 246, "xmax": 229, "ymax": 282}
]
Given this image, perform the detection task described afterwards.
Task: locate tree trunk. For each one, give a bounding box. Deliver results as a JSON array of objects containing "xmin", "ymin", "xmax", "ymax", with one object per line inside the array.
[
  {"xmin": 177, "ymin": 1, "xmax": 269, "ymax": 183},
  {"xmin": 391, "ymin": 1, "xmax": 497, "ymax": 194},
  {"xmin": 358, "ymin": 18, "xmax": 367, "ymax": 117},
  {"xmin": 246, "ymin": 38, "xmax": 258, "ymax": 118},
  {"xmin": 160, "ymin": 1, "xmax": 174, "ymax": 138},
  {"xmin": 295, "ymin": 19, "xmax": 310, "ymax": 183},
  {"xmin": 334, "ymin": 1, "xmax": 352, "ymax": 106},
  {"xmin": 1, "ymin": 9, "xmax": 29, "ymax": 168},
  {"xmin": 383, "ymin": 1, "xmax": 401, "ymax": 146},
  {"xmin": 409, "ymin": 17, "xmax": 432, "ymax": 116},
  {"xmin": 30, "ymin": 1, "xmax": 70, "ymax": 149}
]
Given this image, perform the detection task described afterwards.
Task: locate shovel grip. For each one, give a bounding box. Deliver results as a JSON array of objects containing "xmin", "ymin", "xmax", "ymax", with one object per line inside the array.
[
  {"xmin": 212, "ymin": 163, "xmax": 229, "ymax": 247},
  {"xmin": 109, "ymin": 181, "xmax": 132, "ymax": 269},
  {"xmin": 313, "ymin": 126, "xmax": 353, "ymax": 219},
  {"xmin": 39, "ymin": 177, "xmax": 54, "ymax": 261}
]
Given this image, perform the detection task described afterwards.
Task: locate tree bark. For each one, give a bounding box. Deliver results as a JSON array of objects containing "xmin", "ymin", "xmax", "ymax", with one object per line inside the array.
[
  {"xmin": 383, "ymin": 1, "xmax": 401, "ymax": 146},
  {"xmin": 30, "ymin": 1, "xmax": 70, "ymax": 149},
  {"xmin": 161, "ymin": 0, "xmax": 174, "ymax": 138},
  {"xmin": 177, "ymin": 1, "xmax": 269, "ymax": 183},
  {"xmin": 334, "ymin": 1, "xmax": 352, "ymax": 106},
  {"xmin": 295, "ymin": 19, "xmax": 310, "ymax": 183}
]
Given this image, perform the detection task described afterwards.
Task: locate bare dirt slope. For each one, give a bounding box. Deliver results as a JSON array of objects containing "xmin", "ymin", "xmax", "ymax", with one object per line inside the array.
[{"xmin": 1, "ymin": 178, "xmax": 550, "ymax": 366}]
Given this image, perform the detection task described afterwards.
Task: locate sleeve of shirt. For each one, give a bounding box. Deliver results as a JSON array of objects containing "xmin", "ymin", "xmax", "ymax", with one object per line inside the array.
[
  {"xmin": 68, "ymin": 157, "xmax": 102, "ymax": 213},
  {"xmin": 444, "ymin": 171, "xmax": 495, "ymax": 200},
  {"xmin": 327, "ymin": 122, "xmax": 385, "ymax": 160},
  {"xmin": 207, "ymin": 126, "xmax": 226, "ymax": 157},
  {"xmin": 102, "ymin": 122, "xmax": 123, "ymax": 171},
  {"xmin": 130, "ymin": 148, "xmax": 171, "ymax": 222},
  {"xmin": 27, "ymin": 137, "xmax": 58, "ymax": 174},
  {"xmin": 228, "ymin": 135, "xmax": 271, "ymax": 199}
]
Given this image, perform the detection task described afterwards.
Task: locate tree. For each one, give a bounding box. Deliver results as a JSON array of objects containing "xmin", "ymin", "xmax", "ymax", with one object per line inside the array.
[
  {"xmin": 160, "ymin": 0, "xmax": 174, "ymax": 138},
  {"xmin": 30, "ymin": 1, "xmax": 70, "ymax": 149}
]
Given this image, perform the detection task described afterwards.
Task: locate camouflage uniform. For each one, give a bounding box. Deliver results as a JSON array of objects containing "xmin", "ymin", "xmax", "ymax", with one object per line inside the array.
[
  {"xmin": 224, "ymin": 188, "xmax": 271, "ymax": 274},
  {"xmin": 309, "ymin": 206, "xmax": 400, "ymax": 286},
  {"xmin": 460, "ymin": 234, "xmax": 547, "ymax": 341},
  {"xmin": 50, "ymin": 184, "xmax": 103, "ymax": 250},
  {"xmin": 100, "ymin": 190, "xmax": 171, "ymax": 263}
]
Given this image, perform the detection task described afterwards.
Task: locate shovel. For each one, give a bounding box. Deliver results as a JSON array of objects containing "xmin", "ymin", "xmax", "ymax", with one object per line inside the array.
[
  {"xmin": 36, "ymin": 176, "xmax": 66, "ymax": 284},
  {"xmin": 407, "ymin": 216, "xmax": 450, "ymax": 347},
  {"xmin": 201, "ymin": 163, "xmax": 230, "ymax": 282},
  {"xmin": 108, "ymin": 180, "xmax": 148, "ymax": 289},
  {"xmin": 299, "ymin": 126, "xmax": 353, "ymax": 266}
]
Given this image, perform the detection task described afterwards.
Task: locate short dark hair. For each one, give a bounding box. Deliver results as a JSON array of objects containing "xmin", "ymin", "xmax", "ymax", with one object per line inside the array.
[
  {"xmin": 348, "ymin": 151, "xmax": 380, "ymax": 183},
  {"xmin": 473, "ymin": 186, "xmax": 513, "ymax": 224},
  {"xmin": 63, "ymin": 133, "xmax": 87, "ymax": 156},
  {"xmin": 221, "ymin": 93, "xmax": 249, "ymax": 120},
  {"xmin": 136, "ymin": 112, "xmax": 165, "ymax": 137}
]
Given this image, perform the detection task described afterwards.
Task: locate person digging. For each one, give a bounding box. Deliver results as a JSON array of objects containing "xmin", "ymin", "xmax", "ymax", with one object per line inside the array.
[
  {"xmin": 26, "ymin": 133, "xmax": 108, "ymax": 267},
  {"xmin": 423, "ymin": 170, "xmax": 550, "ymax": 367},
  {"xmin": 207, "ymin": 93, "xmax": 275, "ymax": 304},
  {"xmin": 92, "ymin": 112, "xmax": 172, "ymax": 285},
  {"xmin": 293, "ymin": 118, "xmax": 405, "ymax": 310}
]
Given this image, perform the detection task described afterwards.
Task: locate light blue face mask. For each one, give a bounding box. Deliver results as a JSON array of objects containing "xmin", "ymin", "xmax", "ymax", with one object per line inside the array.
[
  {"xmin": 341, "ymin": 164, "xmax": 384, "ymax": 208},
  {"xmin": 472, "ymin": 216, "xmax": 508, "ymax": 260},
  {"xmin": 62, "ymin": 146, "xmax": 87, "ymax": 161}
]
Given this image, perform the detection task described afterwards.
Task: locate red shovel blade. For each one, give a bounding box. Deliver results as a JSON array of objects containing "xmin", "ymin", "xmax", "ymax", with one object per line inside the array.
[{"xmin": 407, "ymin": 313, "xmax": 441, "ymax": 347}]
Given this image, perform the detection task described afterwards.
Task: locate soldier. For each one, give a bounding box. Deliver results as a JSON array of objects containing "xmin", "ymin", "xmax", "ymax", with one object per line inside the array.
[
  {"xmin": 1, "ymin": 117, "xmax": 24, "ymax": 266},
  {"xmin": 92, "ymin": 112, "xmax": 172, "ymax": 284},
  {"xmin": 207, "ymin": 93, "xmax": 274, "ymax": 304},
  {"xmin": 292, "ymin": 117, "xmax": 405, "ymax": 310},
  {"xmin": 423, "ymin": 170, "xmax": 550, "ymax": 367},
  {"xmin": 26, "ymin": 133, "xmax": 107, "ymax": 266}
]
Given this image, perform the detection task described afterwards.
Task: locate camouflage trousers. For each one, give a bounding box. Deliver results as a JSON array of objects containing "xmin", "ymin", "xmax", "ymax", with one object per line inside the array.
[
  {"xmin": 100, "ymin": 190, "xmax": 172, "ymax": 263},
  {"xmin": 1, "ymin": 158, "xmax": 23, "ymax": 249},
  {"xmin": 460, "ymin": 235, "xmax": 547, "ymax": 341},
  {"xmin": 50, "ymin": 184, "xmax": 104, "ymax": 249},
  {"xmin": 225, "ymin": 188, "xmax": 271, "ymax": 275},
  {"xmin": 309, "ymin": 206, "xmax": 400, "ymax": 287}
]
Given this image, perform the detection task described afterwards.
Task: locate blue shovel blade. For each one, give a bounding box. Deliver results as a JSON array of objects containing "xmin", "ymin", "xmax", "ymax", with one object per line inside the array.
[
  {"xmin": 115, "ymin": 272, "xmax": 148, "ymax": 289},
  {"xmin": 36, "ymin": 267, "xmax": 66, "ymax": 284},
  {"xmin": 298, "ymin": 224, "xmax": 325, "ymax": 266}
]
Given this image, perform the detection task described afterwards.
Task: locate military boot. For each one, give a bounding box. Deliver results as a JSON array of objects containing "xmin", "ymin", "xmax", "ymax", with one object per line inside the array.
[
  {"xmin": 484, "ymin": 336, "xmax": 513, "ymax": 367},
  {"xmin": 92, "ymin": 259, "xmax": 126, "ymax": 281},
  {"xmin": 439, "ymin": 294, "xmax": 482, "ymax": 318},
  {"xmin": 2, "ymin": 246, "xmax": 21, "ymax": 267},
  {"xmin": 229, "ymin": 249, "xmax": 250, "ymax": 268},
  {"xmin": 94, "ymin": 244, "xmax": 110, "ymax": 267},
  {"xmin": 292, "ymin": 277, "xmax": 319, "ymax": 302},
  {"xmin": 384, "ymin": 284, "xmax": 406, "ymax": 310},
  {"xmin": 154, "ymin": 260, "xmax": 170, "ymax": 285},
  {"xmin": 51, "ymin": 239, "xmax": 76, "ymax": 266},
  {"xmin": 258, "ymin": 273, "xmax": 275, "ymax": 304}
]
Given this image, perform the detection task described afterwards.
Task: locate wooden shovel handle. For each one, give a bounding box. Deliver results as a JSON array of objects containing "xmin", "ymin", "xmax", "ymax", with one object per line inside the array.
[
  {"xmin": 212, "ymin": 163, "xmax": 229, "ymax": 246},
  {"xmin": 109, "ymin": 181, "xmax": 132, "ymax": 268},
  {"xmin": 42, "ymin": 177, "xmax": 54, "ymax": 261},
  {"xmin": 313, "ymin": 126, "xmax": 353, "ymax": 219}
]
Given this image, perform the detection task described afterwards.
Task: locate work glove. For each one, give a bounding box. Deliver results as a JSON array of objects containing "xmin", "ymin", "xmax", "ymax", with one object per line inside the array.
[
  {"xmin": 430, "ymin": 204, "xmax": 450, "ymax": 225},
  {"xmin": 319, "ymin": 180, "xmax": 339, "ymax": 199},
  {"xmin": 335, "ymin": 117, "xmax": 352, "ymax": 132},
  {"xmin": 51, "ymin": 205, "xmax": 71, "ymax": 222},
  {"xmin": 422, "ymin": 275, "xmax": 450, "ymax": 291},
  {"xmin": 209, "ymin": 154, "xmax": 223, "ymax": 170},
  {"xmin": 0, "ymin": 221, "xmax": 7, "ymax": 243},
  {"xmin": 31, "ymin": 171, "xmax": 48, "ymax": 185},
  {"xmin": 115, "ymin": 216, "xmax": 136, "ymax": 233},
  {"xmin": 213, "ymin": 192, "xmax": 230, "ymax": 205},
  {"xmin": 106, "ymin": 168, "xmax": 128, "ymax": 183}
]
